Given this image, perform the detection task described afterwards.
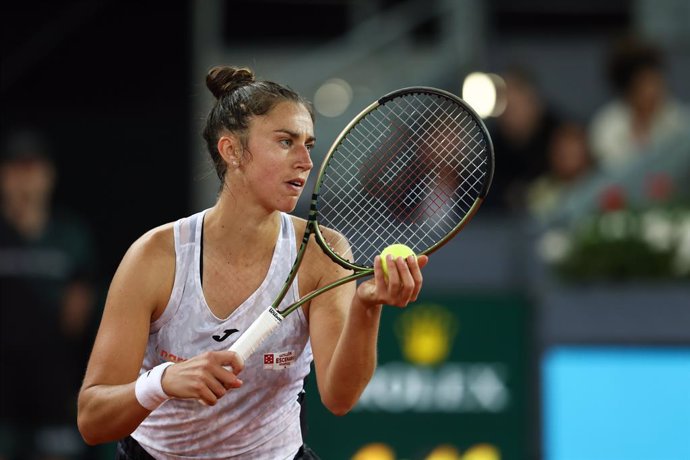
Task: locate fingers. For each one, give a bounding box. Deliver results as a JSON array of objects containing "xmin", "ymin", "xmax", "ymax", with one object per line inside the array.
[
  {"xmin": 373, "ymin": 255, "xmax": 386, "ymax": 292},
  {"xmin": 197, "ymin": 386, "xmax": 221, "ymax": 406},
  {"xmin": 217, "ymin": 351, "xmax": 244, "ymax": 390},
  {"xmin": 380, "ymin": 254, "xmax": 425, "ymax": 307},
  {"xmin": 408, "ymin": 255, "xmax": 424, "ymax": 302},
  {"xmin": 219, "ymin": 350, "xmax": 245, "ymax": 375},
  {"xmin": 162, "ymin": 351, "xmax": 244, "ymax": 405},
  {"xmin": 387, "ymin": 255, "xmax": 414, "ymax": 304},
  {"xmin": 205, "ymin": 352, "xmax": 244, "ymax": 396},
  {"xmin": 201, "ymin": 372, "xmax": 231, "ymax": 404}
]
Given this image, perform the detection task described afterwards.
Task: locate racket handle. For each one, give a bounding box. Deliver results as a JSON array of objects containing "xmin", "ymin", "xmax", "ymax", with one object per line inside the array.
[{"xmin": 228, "ymin": 307, "xmax": 283, "ymax": 361}]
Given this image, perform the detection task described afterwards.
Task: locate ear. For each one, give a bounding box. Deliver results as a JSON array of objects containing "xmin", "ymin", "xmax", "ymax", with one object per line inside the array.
[{"xmin": 217, "ymin": 134, "xmax": 241, "ymax": 167}]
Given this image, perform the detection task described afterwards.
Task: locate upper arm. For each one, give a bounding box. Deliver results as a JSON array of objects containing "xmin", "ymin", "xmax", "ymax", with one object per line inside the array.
[
  {"xmin": 304, "ymin": 230, "xmax": 356, "ymax": 390},
  {"xmin": 81, "ymin": 225, "xmax": 175, "ymax": 390}
]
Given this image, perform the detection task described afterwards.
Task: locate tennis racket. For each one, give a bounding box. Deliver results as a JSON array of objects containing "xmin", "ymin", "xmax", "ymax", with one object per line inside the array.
[{"xmin": 229, "ymin": 86, "xmax": 494, "ymax": 361}]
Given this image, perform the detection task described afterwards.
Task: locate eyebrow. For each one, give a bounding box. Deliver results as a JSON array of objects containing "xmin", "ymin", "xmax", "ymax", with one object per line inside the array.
[{"xmin": 274, "ymin": 129, "xmax": 316, "ymax": 144}]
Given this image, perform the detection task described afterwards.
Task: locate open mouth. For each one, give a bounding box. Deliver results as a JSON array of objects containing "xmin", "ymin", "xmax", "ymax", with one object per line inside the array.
[{"xmin": 287, "ymin": 178, "xmax": 305, "ymax": 188}]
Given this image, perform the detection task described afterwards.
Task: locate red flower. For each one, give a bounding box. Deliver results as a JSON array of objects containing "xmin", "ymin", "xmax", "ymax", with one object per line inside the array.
[
  {"xmin": 599, "ymin": 184, "xmax": 626, "ymax": 212},
  {"xmin": 645, "ymin": 172, "xmax": 674, "ymax": 202}
]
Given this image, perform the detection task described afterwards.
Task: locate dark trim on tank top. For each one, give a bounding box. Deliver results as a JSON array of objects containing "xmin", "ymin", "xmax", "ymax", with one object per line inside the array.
[{"xmin": 200, "ymin": 213, "xmax": 204, "ymax": 286}]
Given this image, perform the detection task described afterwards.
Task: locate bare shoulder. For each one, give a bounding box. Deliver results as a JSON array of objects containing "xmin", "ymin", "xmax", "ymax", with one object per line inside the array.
[
  {"xmin": 288, "ymin": 215, "xmax": 352, "ymax": 288},
  {"xmin": 288, "ymin": 215, "xmax": 351, "ymax": 266},
  {"xmin": 317, "ymin": 225, "xmax": 352, "ymax": 258},
  {"xmin": 127, "ymin": 222, "xmax": 175, "ymax": 263},
  {"xmin": 110, "ymin": 222, "xmax": 176, "ymax": 316}
]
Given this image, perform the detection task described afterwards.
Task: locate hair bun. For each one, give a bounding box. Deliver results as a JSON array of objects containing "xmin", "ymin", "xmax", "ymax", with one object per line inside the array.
[{"xmin": 206, "ymin": 66, "xmax": 255, "ymax": 99}]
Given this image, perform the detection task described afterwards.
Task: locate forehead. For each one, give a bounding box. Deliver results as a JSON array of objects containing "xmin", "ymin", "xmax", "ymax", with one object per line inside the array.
[{"xmin": 250, "ymin": 101, "xmax": 314, "ymax": 135}]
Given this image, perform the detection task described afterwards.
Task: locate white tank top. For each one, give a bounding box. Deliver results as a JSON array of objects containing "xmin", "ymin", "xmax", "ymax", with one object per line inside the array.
[{"xmin": 132, "ymin": 210, "xmax": 313, "ymax": 459}]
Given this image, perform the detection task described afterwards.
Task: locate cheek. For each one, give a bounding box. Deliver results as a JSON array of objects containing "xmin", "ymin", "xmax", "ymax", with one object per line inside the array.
[{"xmin": 246, "ymin": 164, "xmax": 279, "ymax": 192}]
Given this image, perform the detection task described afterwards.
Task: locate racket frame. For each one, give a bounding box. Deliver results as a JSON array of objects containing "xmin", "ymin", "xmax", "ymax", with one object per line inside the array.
[
  {"xmin": 279, "ymin": 86, "xmax": 493, "ymax": 317},
  {"xmin": 229, "ymin": 86, "xmax": 494, "ymax": 359}
]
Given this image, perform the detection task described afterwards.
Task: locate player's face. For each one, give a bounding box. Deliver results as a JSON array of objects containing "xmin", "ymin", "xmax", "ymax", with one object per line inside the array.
[{"xmin": 241, "ymin": 101, "xmax": 315, "ymax": 213}]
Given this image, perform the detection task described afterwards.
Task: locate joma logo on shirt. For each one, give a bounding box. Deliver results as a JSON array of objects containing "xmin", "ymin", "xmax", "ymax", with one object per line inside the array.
[{"xmin": 212, "ymin": 329, "xmax": 239, "ymax": 342}]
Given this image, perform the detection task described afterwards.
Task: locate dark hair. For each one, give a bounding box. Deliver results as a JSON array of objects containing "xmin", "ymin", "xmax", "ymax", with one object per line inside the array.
[
  {"xmin": 202, "ymin": 65, "xmax": 314, "ymax": 182},
  {"xmin": 606, "ymin": 35, "xmax": 664, "ymax": 95},
  {"xmin": 1, "ymin": 129, "xmax": 53, "ymax": 164}
]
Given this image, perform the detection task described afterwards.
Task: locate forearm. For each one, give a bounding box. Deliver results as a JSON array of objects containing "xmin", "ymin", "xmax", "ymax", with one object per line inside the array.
[
  {"xmin": 320, "ymin": 296, "xmax": 382, "ymax": 415},
  {"xmin": 312, "ymin": 252, "xmax": 427, "ymax": 415},
  {"xmin": 77, "ymin": 383, "xmax": 150, "ymax": 445}
]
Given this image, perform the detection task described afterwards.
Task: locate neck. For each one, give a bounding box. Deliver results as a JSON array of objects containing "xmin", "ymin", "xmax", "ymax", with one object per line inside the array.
[{"xmin": 204, "ymin": 193, "xmax": 282, "ymax": 259}]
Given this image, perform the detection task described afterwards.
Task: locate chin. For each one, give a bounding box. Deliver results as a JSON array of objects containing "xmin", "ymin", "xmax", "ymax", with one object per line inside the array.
[{"xmin": 277, "ymin": 199, "xmax": 300, "ymax": 213}]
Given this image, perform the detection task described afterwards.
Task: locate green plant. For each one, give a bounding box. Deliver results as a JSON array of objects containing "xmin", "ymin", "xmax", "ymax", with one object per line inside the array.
[{"xmin": 538, "ymin": 205, "xmax": 690, "ymax": 281}]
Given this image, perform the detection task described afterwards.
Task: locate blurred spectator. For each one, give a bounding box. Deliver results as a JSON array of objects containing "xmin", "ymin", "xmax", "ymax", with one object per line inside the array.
[
  {"xmin": 589, "ymin": 35, "xmax": 690, "ymax": 171},
  {"xmin": 486, "ymin": 65, "xmax": 563, "ymax": 213},
  {"xmin": 526, "ymin": 121, "xmax": 594, "ymax": 220},
  {"xmin": 0, "ymin": 130, "xmax": 98, "ymax": 460}
]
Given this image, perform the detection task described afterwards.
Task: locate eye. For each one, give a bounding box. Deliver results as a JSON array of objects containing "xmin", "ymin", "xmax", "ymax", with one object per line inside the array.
[
  {"xmin": 306, "ymin": 143, "xmax": 315, "ymax": 152},
  {"xmin": 279, "ymin": 139, "xmax": 292, "ymax": 148}
]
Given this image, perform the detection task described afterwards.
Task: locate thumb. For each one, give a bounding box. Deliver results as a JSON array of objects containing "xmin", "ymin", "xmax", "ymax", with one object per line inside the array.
[{"xmin": 217, "ymin": 350, "xmax": 245, "ymax": 374}]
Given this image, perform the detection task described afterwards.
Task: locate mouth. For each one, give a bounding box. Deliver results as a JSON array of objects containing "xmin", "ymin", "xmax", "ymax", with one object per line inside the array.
[{"xmin": 286, "ymin": 178, "xmax": 305, "ymax": 189}]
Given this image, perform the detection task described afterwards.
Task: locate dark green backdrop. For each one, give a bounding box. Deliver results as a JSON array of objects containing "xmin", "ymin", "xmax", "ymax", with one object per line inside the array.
[{"xmin": 304, "ymin": 292, "xmax": 532, "ymax": 460}]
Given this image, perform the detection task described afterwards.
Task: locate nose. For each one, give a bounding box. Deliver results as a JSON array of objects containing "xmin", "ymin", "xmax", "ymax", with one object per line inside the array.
[{"xmin": 295, "ymin": 145, "xmax": 313, "ymax": 171}]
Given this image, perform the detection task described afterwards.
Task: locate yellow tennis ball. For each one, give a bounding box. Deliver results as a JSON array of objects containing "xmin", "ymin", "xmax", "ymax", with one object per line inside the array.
[{"xmin": 380, "ymin": 244, "xmax": 416, "ymax": 277}]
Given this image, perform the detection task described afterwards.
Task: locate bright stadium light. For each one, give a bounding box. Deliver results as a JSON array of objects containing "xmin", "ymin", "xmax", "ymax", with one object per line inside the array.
[
  {"xmin": 314, "ymin": 78, "xmax": 353, "ymax": 118},
  {"xmin": 462, "ymin": 72, "xmax": 506, "ymax": 118}
]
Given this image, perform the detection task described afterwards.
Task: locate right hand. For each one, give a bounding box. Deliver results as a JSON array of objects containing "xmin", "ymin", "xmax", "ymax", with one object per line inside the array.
[
  {"xmin": 160, "ymin": 351, "xmax": 244, "ymax": 406},
  {"xmin": 356, "ymin": 254, "xmax": 428, "ymax": 308}
]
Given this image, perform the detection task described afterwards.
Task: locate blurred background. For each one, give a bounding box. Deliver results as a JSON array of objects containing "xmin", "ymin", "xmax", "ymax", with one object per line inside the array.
[{"xmin": 1, "ymin": 1, "xmax": 689, "ymax": 459}]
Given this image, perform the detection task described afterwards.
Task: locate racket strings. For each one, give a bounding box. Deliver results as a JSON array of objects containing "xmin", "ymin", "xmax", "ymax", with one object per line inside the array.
[{"xmin": 317, "ymin": 91, "xmax": 490, "ymax": 266}]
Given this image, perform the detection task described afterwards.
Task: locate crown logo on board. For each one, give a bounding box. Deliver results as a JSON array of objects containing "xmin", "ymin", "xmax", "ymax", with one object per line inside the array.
[{"xmin": 395, "ymin": 303, "xmax": 458, "ymax": 366}]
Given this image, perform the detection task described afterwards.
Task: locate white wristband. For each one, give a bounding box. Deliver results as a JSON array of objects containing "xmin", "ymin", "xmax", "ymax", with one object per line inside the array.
[{"xmin": 135, "ymin": 362, "xmax": 174, "ymax": 411}]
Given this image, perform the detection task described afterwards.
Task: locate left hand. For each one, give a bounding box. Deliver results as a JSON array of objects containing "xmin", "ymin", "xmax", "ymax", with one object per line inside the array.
[{"xmin": 356, "ymin": 254, "xmax": 429, "ymax": 308}]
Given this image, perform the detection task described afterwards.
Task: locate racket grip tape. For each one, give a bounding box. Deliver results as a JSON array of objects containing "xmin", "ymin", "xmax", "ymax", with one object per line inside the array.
[{"xmin": 228, "ymin": 307, "xmax": 283, "ymax": 361}]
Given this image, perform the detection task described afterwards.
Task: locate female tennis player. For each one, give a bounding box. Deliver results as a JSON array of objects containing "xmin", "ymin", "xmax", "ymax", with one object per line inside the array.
[{"xmin": 77, "ymin": 66, "xmax": 428, "ymax": 459}]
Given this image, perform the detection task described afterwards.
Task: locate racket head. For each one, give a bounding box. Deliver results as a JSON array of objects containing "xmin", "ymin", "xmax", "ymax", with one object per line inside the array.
[{"xmin": 311, "ymin": 86, "xmax": 494, "ymax": 270}]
